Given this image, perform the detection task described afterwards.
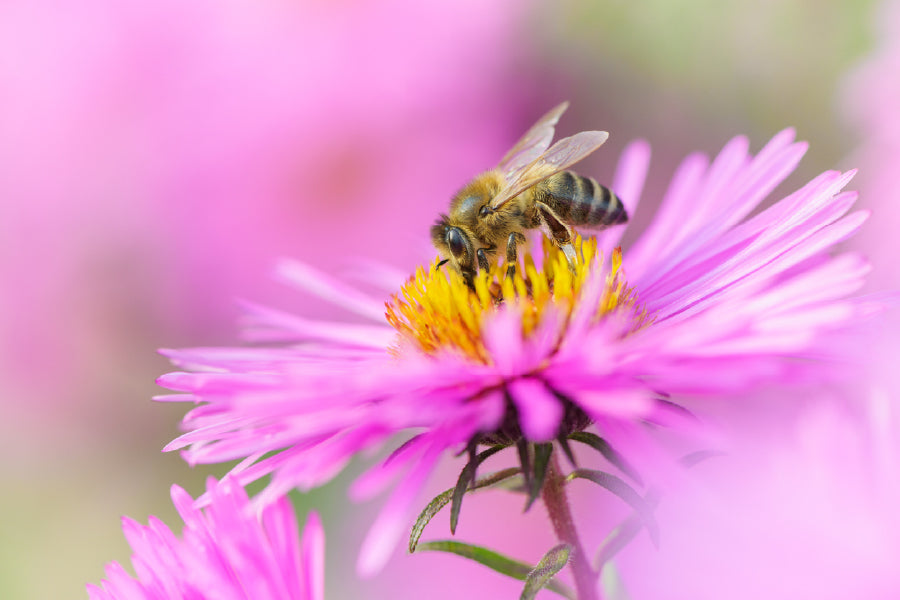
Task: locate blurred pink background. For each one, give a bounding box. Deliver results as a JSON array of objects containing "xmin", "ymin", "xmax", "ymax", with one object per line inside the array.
[{"xmin": 1, "ymin": 0, "xmax": 896, "ymax": 598}]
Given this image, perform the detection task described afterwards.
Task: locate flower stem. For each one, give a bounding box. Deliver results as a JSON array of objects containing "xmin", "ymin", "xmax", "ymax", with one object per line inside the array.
[{"xmin": 541, "ymin": 451, "xmax": 598, "ymax": 600}]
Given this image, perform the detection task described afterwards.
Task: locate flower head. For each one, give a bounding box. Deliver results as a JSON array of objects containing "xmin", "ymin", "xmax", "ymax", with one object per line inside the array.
[
  {"xmin": 87, "ymin": 477, "xmax": 324, "ymax": 600},
  {"xmin": 159, "ymin": 129, "xmax": 875, "ymax": 575},
  {"xmin": 383, "ymin": 237, "xmax": 652, "ymax": 444}
]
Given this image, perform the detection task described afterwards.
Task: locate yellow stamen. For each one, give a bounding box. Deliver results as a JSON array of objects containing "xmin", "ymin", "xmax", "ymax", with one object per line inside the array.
[{"xmin": 385, "ymin": 236, "xmax": 651, "ymax": 362}]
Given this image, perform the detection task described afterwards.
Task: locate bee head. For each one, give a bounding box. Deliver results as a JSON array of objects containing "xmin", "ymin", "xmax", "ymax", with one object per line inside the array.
[
  {"xmin": 430, "ymin": 215, "xmax": 475, "ymax": 279},
  {"xmin": 430, "ymin": 215, "xmax": 451, "ymax": 256}
]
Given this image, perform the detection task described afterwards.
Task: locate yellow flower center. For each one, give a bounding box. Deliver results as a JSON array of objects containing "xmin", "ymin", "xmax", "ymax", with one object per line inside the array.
[{"xmin": 385, "ymin": 236, "xmax": 650, "ymax": 363}]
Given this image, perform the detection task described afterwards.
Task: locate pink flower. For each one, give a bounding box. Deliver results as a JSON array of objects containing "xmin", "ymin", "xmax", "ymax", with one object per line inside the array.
[
  {"xmin": 87, "ymin": 477, "xmax": 324, "ymax": 600},
  {"xmin": 614, "ymin": 391, "xmax": 900, "ymax": 599},
  {"xmin": 159, "ymin": 127, "xmax": 875, "ymax": 575}
]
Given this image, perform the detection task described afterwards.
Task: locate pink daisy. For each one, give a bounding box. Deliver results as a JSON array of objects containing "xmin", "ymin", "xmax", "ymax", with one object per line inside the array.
[
  {"xmin": 87, "ymin": 477, "xmax": 324, "ymax": 600},
  {"xmin": 159, "ymin": 127, "xmax": 875, "ymax": 576}
]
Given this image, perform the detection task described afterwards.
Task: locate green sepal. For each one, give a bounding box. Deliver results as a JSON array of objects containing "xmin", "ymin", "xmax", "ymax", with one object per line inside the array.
[
  {"xmin": 409, "ymin": 467, "xmax": 520, "ymax": 552},
  {"xmin": 521, "ymin": 543, "xmax": 572, "ymax": 600},
  {"xmin": 450, "ymin": 445, "xmax": 506, "ymax": 534},
  {"xmin": 567, "ymin": 468, "xmax": 659, "ymax": 547},
  {"xmin": 680, "ymin": 449, "xmax": 725, "ymax": 468},
  {"xmin": 415, "ymin": 540, "xmax": 575, "ymax": 600},
  {"xmin": 556, "ymin": 433, "xmax": 578, "ymax": 467},
  {"xmin": 516, "ymin": 438, "xmax": 532, "ymax": 496},
  {"xmin": 525, "ymin": 443, "xmax": 553, "ymax": 511},
  {"xmin": 384, "ymin": 433, "xmax": 425, "ymax": 465},
  {"xmin": 491, "ymin": 473, "xmax": 528, "ymax": 493},
  {"xmin": 568, "ymin": 432, "xmax": 643, "ymax": 486}
]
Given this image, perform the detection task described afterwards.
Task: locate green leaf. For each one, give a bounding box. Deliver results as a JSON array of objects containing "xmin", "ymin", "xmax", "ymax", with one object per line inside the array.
[
  {"xmin": 416, "ymin": 540, "xmax": 575, "ymax": 600},
  {"xmin": 567, "ymin": 468, "xmax": 659, "ymax": 547},
  {"xmin": 409, "ymin": 467, "xmax": 520, "ymax": 552},
  {"xmin": 568, "ymin": 432, "xmax": 643, "ymax": 486},
  {"xmin": 525, "ymin": 443, "xmax": 553, "ymax": 511},
  {"xmin": 521, "ymin": 543, "xmax": 571, "ymax": 600},
  {"xmin": 450, "ymin": 445, "xmax": 506, "ymax": 534}
]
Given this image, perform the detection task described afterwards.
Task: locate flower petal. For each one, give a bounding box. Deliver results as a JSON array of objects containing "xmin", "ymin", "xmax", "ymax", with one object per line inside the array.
[{"xmin": 507, "ymin": 378, "xmax": 563, "ymax": 442}]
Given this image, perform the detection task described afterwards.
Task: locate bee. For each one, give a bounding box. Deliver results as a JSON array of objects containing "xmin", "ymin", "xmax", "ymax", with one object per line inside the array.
[{"xmin": 431, "ymin": 102, "xmax": 626, "ymax": 287}]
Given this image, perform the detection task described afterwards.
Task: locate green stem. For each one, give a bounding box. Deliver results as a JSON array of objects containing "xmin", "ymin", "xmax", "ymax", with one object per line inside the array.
[{"xmin": 541, "ymin": 451, "xmax": 599, "ymax": 600}]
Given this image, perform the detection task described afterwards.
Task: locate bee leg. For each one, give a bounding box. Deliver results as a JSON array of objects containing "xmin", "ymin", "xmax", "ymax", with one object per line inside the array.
[
  {"xmin": 559, "ymin": 244, "xmax": 578, "ymax": 273},
  {"xmin": 504, "ymin": 232, "xmax": 525, "ymax": 279},
  {"xmin": 535, "ymin": 201, "xmax": 578, "ymax": 272},
  {"xmin": 476, "ymin": 248, "xmax": 490, "ymax": 272},
  {"xmin": 462, "ymin": 271, "xmax": 477, "ymax": 291}
]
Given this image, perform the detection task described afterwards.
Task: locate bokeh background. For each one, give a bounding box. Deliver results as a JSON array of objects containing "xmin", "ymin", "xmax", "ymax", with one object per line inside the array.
[{"xmin": 2, "ymin": 0, "xmax": 898, "ymax": 598}]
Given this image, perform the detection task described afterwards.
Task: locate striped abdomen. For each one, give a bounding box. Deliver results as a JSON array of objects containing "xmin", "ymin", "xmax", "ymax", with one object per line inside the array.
[{"xmin": 538, "ymin": 170, "xmax": 627, "ymax": 228}]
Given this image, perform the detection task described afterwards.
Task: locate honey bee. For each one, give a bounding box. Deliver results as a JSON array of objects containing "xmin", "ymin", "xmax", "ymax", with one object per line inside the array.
[{"xmin": 431, "ymin": 102, "xmax": 626, "ymax": 287}]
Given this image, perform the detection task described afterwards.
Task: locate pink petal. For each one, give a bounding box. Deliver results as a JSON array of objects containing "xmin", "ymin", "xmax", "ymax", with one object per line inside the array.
[
  {"xmin": 599, "ymin": 139, "xmax": 651, "ymax": 254},
  {"xmin": 356, "ymin": 442, "xmax": 443, "ymax": 577},
  {"xmin": 481, "ymin": 307, "xmax": 524, "ymax": 375},
  {"xmin": 301, "ymin": 512, "xmax": 325, "ymax": 600},
  {"xmin": 507, "ymin": 378, "xmax": 563, "ymax": 442},
  {"xmin": 275, "ymin": 258, "xmax": 387, "ymax": 322}
]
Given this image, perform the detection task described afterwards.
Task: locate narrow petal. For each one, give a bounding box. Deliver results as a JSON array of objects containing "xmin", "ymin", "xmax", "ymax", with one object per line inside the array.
[
  {"xmin": 481, "ymin": 307, "xmax": 525, "ymax": 376},
  {"xmin": 357, "ymin": 443, "xmax": 443, "ymax": 577},
  {"xmin": 275, "ymin": 258, "xmax": 387, "ymax": 322},
  {"xmin": 507, "ymin": 378, "xmax": 563, "ymax": 442},
  {"xmin": 301, "ymin": 512, "xmax": 325, "ymax": 600},
  {"xmin": 237, "ymin": 300, "xmax": 396, "ymax": 347},
  {"xmin": 599, "ymin": 139, "xmax": 651, "ymax": 253},
  {"xmin": 626, "ymin": 151, "xmax": 709, "ymax": 279}
]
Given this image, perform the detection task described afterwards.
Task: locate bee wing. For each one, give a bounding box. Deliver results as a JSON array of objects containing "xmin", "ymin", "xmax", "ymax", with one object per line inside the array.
[
  {"xmin": 496, "ymin": 102, "xmax": 570, "ymax": 177},
  {"xmin": 490, "ymin": 129, "xmax": 610, "ymax": 210}
]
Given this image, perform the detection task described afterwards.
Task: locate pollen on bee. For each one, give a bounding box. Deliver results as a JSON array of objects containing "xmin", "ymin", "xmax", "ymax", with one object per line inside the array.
[{"xmin": 385, "ymin": 236, "xmax": 651, "ymax": 362}]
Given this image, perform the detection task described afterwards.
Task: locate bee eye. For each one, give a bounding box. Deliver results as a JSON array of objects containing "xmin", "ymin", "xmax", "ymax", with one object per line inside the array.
[
  {"xmin": 447, "ymin": 228, "xmax": 466, "ymax": 259},
  {"xmin": 479, "ymin": 205, "xmax": 491, "ymax": 218}
]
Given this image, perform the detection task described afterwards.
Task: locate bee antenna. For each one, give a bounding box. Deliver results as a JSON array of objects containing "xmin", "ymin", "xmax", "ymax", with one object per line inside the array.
[{"xmin": 435, "ymin": 259, "xmax": 450, "ymax": 271}]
